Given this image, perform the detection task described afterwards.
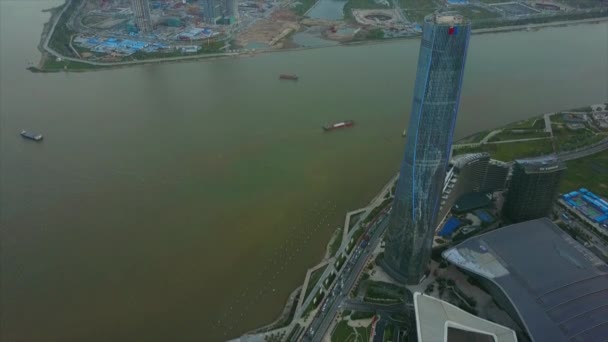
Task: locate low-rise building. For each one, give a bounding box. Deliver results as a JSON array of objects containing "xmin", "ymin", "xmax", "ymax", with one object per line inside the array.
[
  {"xmin": 414, "ymin": 292, "xmax": 517, "ymax": 342},
  {"xmin": 443, "ymin": 218, "xmax": 608, "ymax": 342}
]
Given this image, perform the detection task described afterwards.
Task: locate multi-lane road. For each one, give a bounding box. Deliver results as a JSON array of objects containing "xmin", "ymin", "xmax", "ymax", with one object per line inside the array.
[
  {"xmin": 304, "ymin": 214, "xmax": 391, "ymax": 341},
  {"xmin": 558, "ymin": 138, "xmax": 608, "ymax": 161},
  {"xmin": 297, "ymin": 136, "xmax": 608, "ymax": 341}
]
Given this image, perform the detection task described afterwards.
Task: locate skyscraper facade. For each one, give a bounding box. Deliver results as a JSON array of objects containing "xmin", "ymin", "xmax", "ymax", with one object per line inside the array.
[
  {"xmin": 131, "ymin": 0, "xmax": 152, "ymax": 33},
  {"xmin": 203, "ymin": 0, "xmax": 221, "ymax": 24},
  {"xmin": 225, "ymin": 0, "xmax": 238, "ymax": 22},
  {"xmin": 381, "ymin": 13, "xmax": 471, "ymax": 284},
  {"xmin": 503, "ymin": 156, "xmax": 565, "ymax": 223}
]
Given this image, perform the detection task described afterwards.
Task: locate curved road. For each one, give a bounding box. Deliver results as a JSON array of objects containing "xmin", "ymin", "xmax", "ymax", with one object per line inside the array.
[
  {"xmin": 305, "ymin": 215, "xmax": 390, "ymax": 342},
  {"xmin": 558, "ymin": 138, "xmax": 608, "ymax": 161}
]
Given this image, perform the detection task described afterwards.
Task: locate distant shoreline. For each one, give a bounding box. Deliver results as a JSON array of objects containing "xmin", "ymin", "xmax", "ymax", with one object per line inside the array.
[{"xmin": 34, "ymin": 1, "xmax": 608, "ymax": 72}]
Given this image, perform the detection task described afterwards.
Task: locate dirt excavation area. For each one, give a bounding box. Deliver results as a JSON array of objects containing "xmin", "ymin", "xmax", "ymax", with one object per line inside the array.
[{"xmin": 236, "ymin": 10, "xmax": 300, "ymax": 48}]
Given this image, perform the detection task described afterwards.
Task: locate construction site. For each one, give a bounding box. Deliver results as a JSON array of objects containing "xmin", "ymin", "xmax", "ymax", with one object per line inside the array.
[
  {"xmin": 61, "ymin": 0, "xmax": 282, "ymax": 62},
  {"xmin": 45, "ymin": 0, "xmax": 607, "ymax": 66}
]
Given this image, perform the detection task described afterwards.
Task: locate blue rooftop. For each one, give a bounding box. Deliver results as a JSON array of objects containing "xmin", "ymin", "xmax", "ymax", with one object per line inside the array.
[{"xmin": 439, "ymin": 217, "xmax": 461, "ymax": 237}]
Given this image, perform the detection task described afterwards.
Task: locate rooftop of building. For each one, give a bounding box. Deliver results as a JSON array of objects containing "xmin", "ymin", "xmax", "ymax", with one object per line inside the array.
[
  {"xmin": 561, "ymin": 188, "xmax": 608, "ymax": 225},
  {"xmin": 514, "ymin": 154, "xmax": 565, "ymax": 173},
  {"xmin": 414, "ymin": 292, "xmax": 518, "ymax": 342},
  {"xmin": 426, "ymin": 13, "xmax": 471, "ymax": 25},
  {"xmin": 443, "ymin": 218, "xmax": 608, "ymax": 342},
  {"xmin": 488, "ymin": 159, "xmax": 510, "ymax": 167},
  {"xmin": 451, "ymin": 152, "xmax": 491, "ymax": 169},
  {"xmin": 452, "ymin": 192, "xmax": 492, "ymax": 214}
]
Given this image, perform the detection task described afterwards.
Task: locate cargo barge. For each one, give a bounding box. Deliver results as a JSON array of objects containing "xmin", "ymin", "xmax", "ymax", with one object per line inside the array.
[
  {"xmin": 21, "ymin": 130, "xmax": 43, "ymax": 141},
  {"xmin": 323, "ymin": 120, "xmax": 354, "ymax": 131},
  {"xmin": 279, "ymin": 74, "xmax": 298, "ymax": 81}
]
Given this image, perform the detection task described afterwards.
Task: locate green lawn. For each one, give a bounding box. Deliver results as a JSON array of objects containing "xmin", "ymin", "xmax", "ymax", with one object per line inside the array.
[
  {"xmin": 351, "ymin": 311, "xmax": 375, "ymax": 320},
  {"xmin": 400, "ymin": 0, "xmax": 440, "ymax": 22},
  {"xmin": 41, "ymin": 57, "xmax": 107, "ymax": 71},
  {"xmin": 305, "ymin": 265, "xmax": 328, "ymax": 299},
  {"xmin": 457, "ymin": 130, "xmax": 490, "ymax": 144},
  {"xmin": 362, "ymin": 197, "xmax": 392, "ymax": 225},
  {"xmin": 331, "ymin": 320, "xmax": 372, "ymax": 342},
  {"xmin": 353, "ymin": 273, "xmax": 370, "ymax": 296},
  {"xmin": 553, "ymin": 127, "xmax": 605, "ymax": 152},
  {"xmin": 473, "ymin": 9, "xmax": 608, "ymax": 29},
  {"xmin": 304, "ymin": 290, "xmax": 325, "ymax": 316},
  {"xmin": 551, "ymin": 113, "xmax": 566, "ymax": 124},
  {"xmin": 346, "ymin": 226, "xmax": 366, "ymax": 254},
  {"xmin": 383, "ymin": 324, "xmax": 395, "ymax": 342},
  {"xmin": 323, "ymin": 272, "xmax": 337, "ymax": 289},
  {"xmin": 504, "ymin": 116, "xmax": 544, "ymax": 130},
  {"xmin": 450, "ymin": 6, "xmax": 501, "ymax": 20},
  {"xmin": 453, "ymin": 139, "xmax": 555, "ymax": 162},
  {"xmin": 348, "ymin": 211, "xmax": 364, "ymax": 233},
  {"xmin": 48, "ymin": 0, "xmax": 81, "ymax": 57},
  {"xmin": 364, "ymin": 281, "xmax": 408, "ymax": 303},
  {"xmin": 489, "ymin": 130, "xmax": 550, "ymax": 142},
  {"xmin": 560, "ymin": 149, "xmax": 608, "ymax": 198},
  {"xmin": 336, "ymin": 254, "xmax": 347, "ymax": 271},
  {"xmin": 328, "ymin": 227, "xmax": 343, "ymax": 258}
]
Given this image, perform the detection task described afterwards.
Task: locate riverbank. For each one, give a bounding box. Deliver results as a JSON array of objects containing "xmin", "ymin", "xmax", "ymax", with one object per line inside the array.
[
  {"xmin": 36, "ymin": 0, "xmax": 66, "ymax": 69},
  {"xmin": 34, "ymin": 0, "xmax": 608, "ymax": 73},
  {"xmin": 242, "ymin": 103, "xmax": 608, "ymax": 340},
  {"xmin": 236, "ymin": 180, "xmax": 395, "ymax": 342}
]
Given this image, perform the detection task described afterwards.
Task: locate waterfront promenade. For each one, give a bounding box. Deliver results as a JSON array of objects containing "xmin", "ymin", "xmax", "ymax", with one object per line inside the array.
[{"xmin": 237, "ymin": 105, "xmax": 608, "ymax": 341}]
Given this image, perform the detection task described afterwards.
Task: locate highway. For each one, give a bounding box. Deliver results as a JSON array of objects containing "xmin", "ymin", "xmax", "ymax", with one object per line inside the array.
[
  {"xmin": 558, "ymin": 138, "xmax": 608, "ymax": 161},
  {"xmin": 305, "ymin": 214, "xmax": 391, "ymax": 341},
  {"xmin": 296, "ymin": 136, "xmax": 608, "ymax": 341}
]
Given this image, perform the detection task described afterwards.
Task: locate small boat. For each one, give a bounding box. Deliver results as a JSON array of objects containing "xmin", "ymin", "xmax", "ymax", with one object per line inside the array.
[
  {"xmin": 402, "ymin": 129, "xmax": 407, "ymax": 137},
  {"xmin": 279, "ymin": 74, "xmax": 298, "ymax": 81},
  {"xmin": 323, "ymin": 120, "xmax": 354, "ymax": 132},
  {"xmin": 21, "ymin": 130, "xmax": 43, "ymax": 141}
]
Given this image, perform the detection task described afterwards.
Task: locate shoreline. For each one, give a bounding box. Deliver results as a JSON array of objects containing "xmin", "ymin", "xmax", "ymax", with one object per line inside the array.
[
  {"xmin": 237, "ymin": 177, "xmax": 397, "ymax": 341},
  {"xmin": 240, "ymin": 103, "xmax": 608, "ymax": 341},
  {"xmin": 33, "ymin": 2, "xmax": 608, "ymax": 73},
  {"xmin": 36, "ymin": 0, "xmax": 67, "ymax": 69}
]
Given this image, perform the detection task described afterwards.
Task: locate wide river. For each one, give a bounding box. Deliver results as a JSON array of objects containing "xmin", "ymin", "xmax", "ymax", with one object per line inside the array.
[{"xmin": 1, "ymin": 1, "xmax": 607, "ymax": 340}]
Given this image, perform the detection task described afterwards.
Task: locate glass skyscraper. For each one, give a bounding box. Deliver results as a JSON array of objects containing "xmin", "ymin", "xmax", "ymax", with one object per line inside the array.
[
  {"xmin": 381, "ymin": 14, "xmax": 471, "ymax": 284},
  {"xmin": 503, "ymin": 156, "xmax": 565, "ymax": 223}
]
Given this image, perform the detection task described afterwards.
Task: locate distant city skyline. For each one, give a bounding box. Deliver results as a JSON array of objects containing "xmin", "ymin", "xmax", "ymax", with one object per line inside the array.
[{"xmin": 382, "ymin": 13, "xmax": 472, "ymax": 284}]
